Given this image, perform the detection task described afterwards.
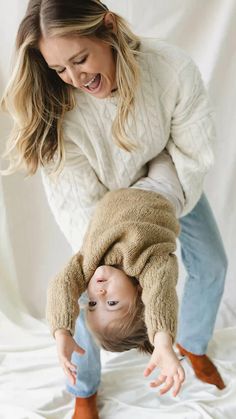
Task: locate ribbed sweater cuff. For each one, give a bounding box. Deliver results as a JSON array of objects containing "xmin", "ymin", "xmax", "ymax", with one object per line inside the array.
[
  {"xmin": 147, "ymin": 313, "xmax": 177, "ymax": 345},
  {"xmin": 47, "ymin": 310, "xmax": 79, "ymax": 338}
]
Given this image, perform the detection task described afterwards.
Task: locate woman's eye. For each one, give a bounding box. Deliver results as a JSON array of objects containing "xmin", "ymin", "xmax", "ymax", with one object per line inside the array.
[
  {"xmin": 57, "ymin": 68, "xmax": 65, "ymax": 74},
  {"xmin": 75, "ymin": 56, "xmax": 87, "ymax": 65},
  {"xmin": 107, "ymin": 301, "xmax": 118, "ymax": 306},
  {"xmin": 88, "ymin": 301, "xmax": 97, "ymax": 307}
]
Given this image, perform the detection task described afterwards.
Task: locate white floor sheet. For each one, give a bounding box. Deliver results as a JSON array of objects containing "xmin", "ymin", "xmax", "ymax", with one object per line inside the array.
[{"xmin": 0, "ymin": 317, "xmax": 236, "ymax": 419}]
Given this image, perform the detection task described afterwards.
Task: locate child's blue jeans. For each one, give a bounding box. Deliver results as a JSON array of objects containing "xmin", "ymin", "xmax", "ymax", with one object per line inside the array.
[{"xmin": 67, "ymin": 193, "xmax": 227, "ymax": 397}]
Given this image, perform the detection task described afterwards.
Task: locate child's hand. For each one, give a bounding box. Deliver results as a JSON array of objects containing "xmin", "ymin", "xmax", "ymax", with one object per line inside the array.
[
  {"xmin": 144, "ymin": 332, "xmax": 185, "ymax": 397},
  {"xmin": 54, "ymin": 329, "xmax": 85, "ymax": 385}
]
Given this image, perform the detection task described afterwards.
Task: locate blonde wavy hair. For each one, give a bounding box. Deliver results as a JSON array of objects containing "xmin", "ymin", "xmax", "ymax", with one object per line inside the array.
[{"xmin": 1, "ymin": 0, "xmax": 141, "ymax": 175}]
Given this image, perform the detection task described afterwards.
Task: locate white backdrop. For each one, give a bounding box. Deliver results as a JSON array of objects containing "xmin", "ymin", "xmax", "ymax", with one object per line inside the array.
[{"xmin": 0, "ymin": 1, "xmax": 236, "ymax": 418}]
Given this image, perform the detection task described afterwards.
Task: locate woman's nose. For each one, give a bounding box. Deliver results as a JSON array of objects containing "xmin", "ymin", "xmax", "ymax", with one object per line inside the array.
[{"xmin": 67, "ymin": 68, "xmax": 80, "ymax": 88}]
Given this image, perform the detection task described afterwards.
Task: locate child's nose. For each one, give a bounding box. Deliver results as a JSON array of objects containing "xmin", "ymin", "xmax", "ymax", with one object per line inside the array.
[{"xmin": 97, "ymin": 288, "xmax": 106, "ymax": 295}]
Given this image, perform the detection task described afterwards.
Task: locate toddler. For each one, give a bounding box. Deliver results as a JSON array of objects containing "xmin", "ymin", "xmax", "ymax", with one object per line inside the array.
[{"xmin": 47, "ymin": 182, "xmax": 185, "ymax": 396}]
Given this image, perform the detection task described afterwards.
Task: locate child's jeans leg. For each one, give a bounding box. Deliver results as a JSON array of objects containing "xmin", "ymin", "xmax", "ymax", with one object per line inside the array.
[
  {"xmin": 66, "ymin": 293, "xmax": 101, "ymax": 397},
  {"xmin": 178, "ymin": 193, "xmax": 228, "ymax": 354}
]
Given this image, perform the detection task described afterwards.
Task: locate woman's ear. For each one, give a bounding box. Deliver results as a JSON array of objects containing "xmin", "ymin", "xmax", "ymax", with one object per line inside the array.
[{"xmin": 104, "ymin": 12, "xmax": 117, "ymax": 34}]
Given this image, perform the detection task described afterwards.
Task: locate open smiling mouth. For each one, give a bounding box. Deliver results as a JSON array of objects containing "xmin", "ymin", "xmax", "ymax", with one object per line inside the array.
[{"xmin": 83, "ymin": 73, "xmax": 101, "ymax": 91}]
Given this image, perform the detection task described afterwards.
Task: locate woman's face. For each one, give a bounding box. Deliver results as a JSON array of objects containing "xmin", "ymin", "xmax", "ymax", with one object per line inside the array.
[{"xmin": 39, "ymin": 35, "xmax": 117, "ymax": 98}]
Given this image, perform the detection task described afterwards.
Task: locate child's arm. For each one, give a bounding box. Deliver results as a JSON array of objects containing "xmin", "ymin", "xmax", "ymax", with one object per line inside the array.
[
  {"xmin": 144, "ymin": 331, "xmax": 185, "ymax": 397},
  {"xmin": 46, "ymin": 252, "xmax": 86, "ymax": 337},
  {"xmin": 46, "ymin": 252, "xmax": 87, "ymax": 383},
  {"xmin": 54, "ymin": 329, "xmax": 85, "ymax": 385},
  {"xmin": 139, "ymin": 252, "xmax": 183, "ymax": 396}
]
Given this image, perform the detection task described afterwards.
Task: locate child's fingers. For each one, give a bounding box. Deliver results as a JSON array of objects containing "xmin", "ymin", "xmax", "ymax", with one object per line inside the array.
[
  {"xmin": 64, "ymin": 359, "xmax": 78, "ymax": 385},
  {"xmin": 74, "ymin": 344, "xmax": 86, "ymax": 355},
  {"xmin": 150, "ymin": 374, "xmax": 166, "ymax": 388},
  {"xmin": 143, "ymin": 362, "xmax": 156, "ymax": 377},
  {"xmin": 66, "ymin": 360, "xmax": 77, "ymax": 374},
  {"xmin": 61, "ymin": 358, "xmax": 77, "ymax": 372},
  {"xmin": 178, "ymin": 366, "xmax": 185, "ymax": 382},
  {"xmin": 63, "ymin": 363, "xmax": 77, "ymax": 385},
  {"xmin": 159, "ymin": 376, "xmax": 174, "ymax": 395},
  {"xmin": 69, "ymin": 361, "xmax": 77, "ymax": 371},
  {"xmin": 172, "ymin": 373, "xmax": 182, "ymax": 397},
  {"xmin": 172, "ymin": 366, "xmax": 185, "ymax": 397}
]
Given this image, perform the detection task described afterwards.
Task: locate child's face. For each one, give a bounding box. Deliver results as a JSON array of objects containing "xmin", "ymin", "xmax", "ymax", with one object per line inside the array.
[{"xmin": 87, "ymin": 266, "xmax": 138, "ymax": 330}]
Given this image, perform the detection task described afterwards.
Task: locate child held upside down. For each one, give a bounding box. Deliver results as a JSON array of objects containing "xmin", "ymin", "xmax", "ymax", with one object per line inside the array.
[{"xmin": 47, "ymin": 165, "xmax": 186, "ymax": 397}]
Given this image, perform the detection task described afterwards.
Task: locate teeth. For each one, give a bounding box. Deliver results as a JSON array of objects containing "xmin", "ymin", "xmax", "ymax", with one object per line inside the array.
[{"xmin": 83, "ymin": 74, "xmax": 97, "ymax": 87}]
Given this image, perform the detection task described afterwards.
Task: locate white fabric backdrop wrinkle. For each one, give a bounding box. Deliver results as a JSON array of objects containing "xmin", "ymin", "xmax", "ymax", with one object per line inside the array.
[{"xmin": 0, "ymin": 1, "xmax": 236, "ymax": 418}]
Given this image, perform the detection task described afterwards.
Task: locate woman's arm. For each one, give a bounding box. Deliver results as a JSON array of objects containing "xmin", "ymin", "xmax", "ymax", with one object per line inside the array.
[
  {"xmin": 132, "ymin": 59, "xmax": 215, "ymax": 218},
  {"xmin": 41, "ymin": 137, "xmax": 108, "ymax": 252},
  {"xmin": 167, "ymin": 58, "xmax": 215, "ymax": 215},
  {"xmin": 131, "ymin": 150, "xmax": 185, "ymax": 218}
]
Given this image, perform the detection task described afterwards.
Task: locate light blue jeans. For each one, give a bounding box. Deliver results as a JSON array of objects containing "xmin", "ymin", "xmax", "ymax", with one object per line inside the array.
[{"xmin": 67, "ymin": 193, "xmax": 227, "ymax": 397}]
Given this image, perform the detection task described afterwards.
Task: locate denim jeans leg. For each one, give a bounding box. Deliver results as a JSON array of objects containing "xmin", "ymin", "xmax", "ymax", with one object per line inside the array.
[
  {"xmin": 177, "ymin": 193, "xmax": 228, "ymax": 354},
  {"xmin": 66, "ymin": 293, "xmax": 101, "ymax": 397}
]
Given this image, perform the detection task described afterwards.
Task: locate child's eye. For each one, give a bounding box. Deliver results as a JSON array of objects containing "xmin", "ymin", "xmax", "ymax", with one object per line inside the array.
[
  {"xmin": 107, "ymin": 301, "xmax": 119, "ymax": 306},
  {"xmin": 88, "ymin": 301, "xmax": 97, "ymax": 307}
]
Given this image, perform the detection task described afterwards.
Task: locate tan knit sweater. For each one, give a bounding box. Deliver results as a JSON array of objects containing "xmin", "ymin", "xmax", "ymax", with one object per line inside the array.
[{"xmin": 46, "ymin": 188, "xmax": 180, "ymax": 344}]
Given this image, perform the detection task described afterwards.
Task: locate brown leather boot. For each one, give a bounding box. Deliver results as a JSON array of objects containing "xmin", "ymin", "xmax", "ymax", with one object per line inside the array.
[
  {"xmin": 72, "ymin": 393, "xmax": 99, "ymax": 419},
  {"xmin": 176, "ymin": 343, "xmax": 226, "ymax": 390}
]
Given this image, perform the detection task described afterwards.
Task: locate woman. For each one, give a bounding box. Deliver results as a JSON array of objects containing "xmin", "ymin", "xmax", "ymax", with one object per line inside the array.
[{"xmin": 1, "ymin": 1, "xmax": 227, "ymax": 418}]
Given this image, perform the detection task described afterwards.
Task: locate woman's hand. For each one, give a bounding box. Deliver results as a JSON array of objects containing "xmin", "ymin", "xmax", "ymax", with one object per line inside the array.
[
  {"xmin": 144, "ymin": 332, "xmax": 185, "ymax": 397},
  {"xmin": 54, "ymin": 329, "xmax": 85, "ymax": 385}
]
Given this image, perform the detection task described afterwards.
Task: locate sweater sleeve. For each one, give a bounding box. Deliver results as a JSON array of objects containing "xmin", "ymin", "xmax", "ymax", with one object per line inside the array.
[
  {"xmin": 131, "ymin": 150, "xmax": 185, "ymax": 218},
  {"xmin": 46, "ymin": 252, "xmax": 86, "ymax": 336},
  {"xmin": 139, "ymin": 254, "xmax": 178, "ymax": 345},
  {"xmin": 167, "ymin": 58, "xmax": 215, "ymax": 215},
  {"xmin": 41, "ymin": 137, "xmax": 108, "ymax": 252}
]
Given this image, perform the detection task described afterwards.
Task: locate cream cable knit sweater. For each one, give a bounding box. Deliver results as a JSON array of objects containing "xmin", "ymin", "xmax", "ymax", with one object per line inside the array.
[
  {"xmin": 46, "ymin": 188, "xmax": 180, "ymax": 344},
  {"xmin": 42, "ymin": 39, "xmax": 215, "ymax": 252}
]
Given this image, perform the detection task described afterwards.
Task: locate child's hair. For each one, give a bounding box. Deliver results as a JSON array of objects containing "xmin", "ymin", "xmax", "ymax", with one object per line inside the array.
[
  {"xmin": 86, "ymin": 286, "xmax": 154, "ymax": 354},
  {"xmin": 1, "ymin": 0, "xmax": 141, "ymax": 175}
]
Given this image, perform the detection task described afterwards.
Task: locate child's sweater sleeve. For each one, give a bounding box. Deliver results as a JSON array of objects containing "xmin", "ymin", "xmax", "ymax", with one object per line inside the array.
[
  {"xmin": 138, "ymin": 254, "xmax": 178, "ymax": 344},
  {"xmin": 46, "ymin": 252, "xmax": 87, "ymax": 337}
]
